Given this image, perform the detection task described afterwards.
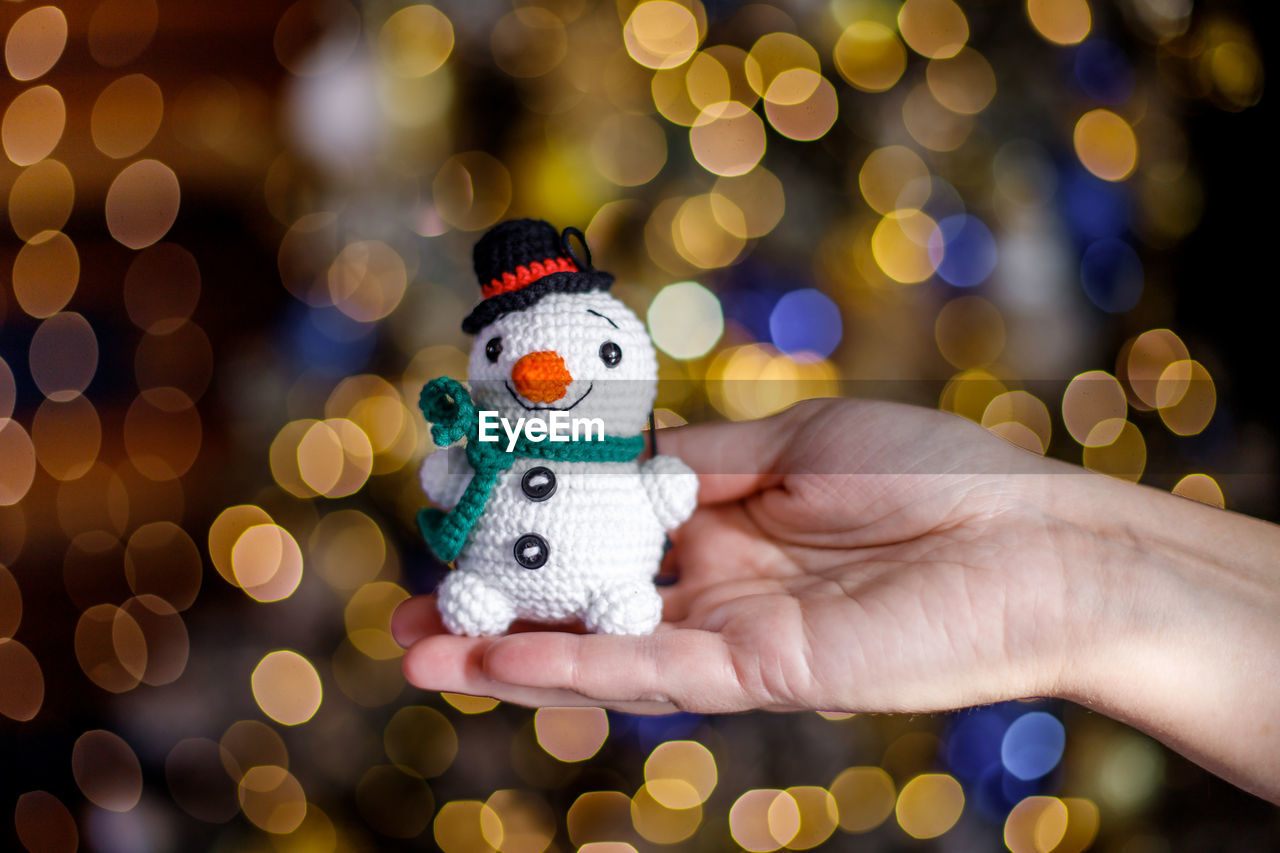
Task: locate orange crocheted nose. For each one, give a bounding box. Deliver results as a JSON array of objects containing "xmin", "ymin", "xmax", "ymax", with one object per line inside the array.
[{"xmin": 511, "ymin": 351, "xmax": 572, "ymax": 403}]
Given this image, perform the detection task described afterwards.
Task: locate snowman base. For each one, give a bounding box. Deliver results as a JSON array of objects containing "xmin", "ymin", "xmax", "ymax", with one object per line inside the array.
[{"xmin": 437, "ymin": 569, "xmax": 664, "ymax": 636}]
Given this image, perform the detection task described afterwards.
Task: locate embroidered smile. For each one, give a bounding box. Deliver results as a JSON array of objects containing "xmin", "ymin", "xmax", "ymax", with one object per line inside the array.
[{"xmin": 506, "ymin": 381, "xmax": 594, "ymax": 411}]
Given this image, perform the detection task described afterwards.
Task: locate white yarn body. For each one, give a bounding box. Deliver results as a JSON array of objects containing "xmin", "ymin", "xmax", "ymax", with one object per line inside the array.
[
  {"xmin": 422, "ymin": 290, "xmax": 698, "ymax": 636},
  {"xmin": 430, "ymin": 454, "xmax": 695, "ymax": 636}
]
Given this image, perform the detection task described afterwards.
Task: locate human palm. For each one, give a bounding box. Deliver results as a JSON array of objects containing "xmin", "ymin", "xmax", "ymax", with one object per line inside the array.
[{"xmin": 395, "ymin": 398, "xmax": 1073, "ymax": 715}]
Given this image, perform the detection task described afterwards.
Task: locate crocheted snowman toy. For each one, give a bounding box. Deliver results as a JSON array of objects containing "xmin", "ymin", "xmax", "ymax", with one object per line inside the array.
[{"xmin": 417, "ymin": 219, "xmax": 698, "ymax": 636}]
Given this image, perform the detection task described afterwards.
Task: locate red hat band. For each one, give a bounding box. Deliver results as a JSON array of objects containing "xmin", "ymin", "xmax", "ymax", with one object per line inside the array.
[{"xmin": 482, "ymin": 256, "xmax": 579, "ymax": 299}]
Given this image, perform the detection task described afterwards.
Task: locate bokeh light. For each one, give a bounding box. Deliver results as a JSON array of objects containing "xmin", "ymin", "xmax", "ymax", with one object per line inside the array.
[
  {"xmin": 1172, "ymin": 473, "xmax": 1225, "ymax": 508},
  {"xmin": 13, "ymin": 229, "xmax": 78, "ymax": 317},
  {"xmin": 729, "ymin": 789, "xmax": 799, "ymax": 852},
  {"xmin": 91, "ymin": 74, "xmax": 163, "ymax": 159},
  {"xmin": 689, "ymin": 101, "xmax": 766, "ymax": 177},
  {"xmin": 71, "ymin": 730, "xmax": 143, "ymax": 812},
  {"xmin": 898, "ymin": 0, "xmax": 969, "ymax": 59},
  {"xmin": 3, "ymin": 84, "xmax": 64, "ymax": 165},
  {"xmin": 13, "ymin": 791, "xmax": 79, "ymax": 853},
  {"xmin": 1027, "ymin": 0, "xmax": 1091, "ymax": 46},
  {"xmin": 768, "ymin": 289, "xmax": 842, "ymax": 359},
  {"xmin": 0, "ymin": 637, "xmax": 44, "ymax": 721},
  {"xmin": 833, "ymin": 22, "xmax": 906, "ymax": 92},
  {"xmin": 5, "ymin": 6, "xmax": 68, "ymax": 81},
  {"xmin": 8, "ymin": 159, "xmax": 74, "ymax": 240},
  {"xmin": 534, "ymin": 707, "xmax": 609, "ymax": 762},
  {"xmin": 1074, "ymin": 109, "xmax": 1138, "ymax": 181},
  {"xmin": 928, "ymin": 214, "xmax": 997, "ymax": 287},
  {"xmin": 644, "ymin": 740, "xmax": 717, "ymax": 809},
  {"xmin": 251, "ymin": 649, "xmax": 323, "ymax": 725},
  {"xmin": 105, "ymin": 159, "xmax": 181, "ymax": 248},
  {"xmin": 895, "ymin": 773, "xmax": 964, "ymax": 839},
  {"xmin": 829, "ymin": 766, "xmax": 896, "ymax": 833},
  {"xmin": 0, "ymin": 1, "xmax": 1268, "ymax": 848}
]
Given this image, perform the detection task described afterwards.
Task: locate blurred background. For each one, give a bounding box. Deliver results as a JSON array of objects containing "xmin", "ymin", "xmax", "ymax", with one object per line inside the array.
[{"xmin": 1, "ymin": 0, "xmax": 1275, "ymax": 850}]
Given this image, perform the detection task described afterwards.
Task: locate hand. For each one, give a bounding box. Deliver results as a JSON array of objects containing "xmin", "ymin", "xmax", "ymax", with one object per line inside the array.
[
  {"xmin": 393, "ymin": 397, "xmax": 1280, "ymax": 801},
  {"xmin": 394, "ymin": 398, "xmax": 1083, "ymax": 714}
]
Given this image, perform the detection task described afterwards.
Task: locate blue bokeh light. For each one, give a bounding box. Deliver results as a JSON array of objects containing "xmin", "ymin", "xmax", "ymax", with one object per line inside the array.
[
  {"xmin": 1061, "ymin": 168, "xmax": 1130, "ymax": 241},
  {"xmin": 768, "ymin": 288, "xmax": 843, "ymax": 359},
  {"xmin": 292, "ymin": 304, "xmax": 376, "ymax": 375},
  {"xmin": 721, "ymin": 288, "xmax": 780, "ymax": 342},
  {"xmin": 1000, "ymin": 711, "xmax": 1066, "ymax": 781},
  {"xmin": 1074, "ymin": 40, "xmax": 1135, "ymax": 105},
  {"xmin": 945, "ymin": 706, "xmax": 1008, "ymax": 782},
  {"xmin": 928, "ymin": 214, "xmax": 998, "ymax": 288},
  {"xmin": 1081, "ymin": 238, "xmax": 1144, "ymax": 313}
]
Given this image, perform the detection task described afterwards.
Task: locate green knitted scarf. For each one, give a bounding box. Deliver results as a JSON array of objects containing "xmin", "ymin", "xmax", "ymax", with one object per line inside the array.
[{"xmin": 417, "ymin": 377, "xmax": 645, "ymax": 563}]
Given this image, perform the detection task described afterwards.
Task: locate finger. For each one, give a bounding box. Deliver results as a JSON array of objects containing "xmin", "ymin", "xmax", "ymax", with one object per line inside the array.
[
  {"xmin": 657, "ymin": 419, "xmax": 790, "ymax": 504},
  {"xmin": 402, "ymin": 634, "xmax": 675, "ymax": 714},
  {"xmin": 392, "ymin": 595, "xmax": 446, "ymax": 648},
  {"xmin": 482, "ymin": 628, "xmax": 755, "ymax": 712}
]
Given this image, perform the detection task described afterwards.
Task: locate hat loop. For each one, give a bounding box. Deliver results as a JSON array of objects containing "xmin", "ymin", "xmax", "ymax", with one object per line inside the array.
[{"xmin": 560, "ymin": 226, "xmax": 593, "ymax": 271}]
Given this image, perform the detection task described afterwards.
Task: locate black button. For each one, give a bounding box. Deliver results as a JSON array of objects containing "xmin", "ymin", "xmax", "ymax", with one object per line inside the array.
[
  {"xmin": 520, "ymin": 466, "xmax": 556, "ymax": 501},
  {"xmin": 513, "ymin": 534, "xmax": 549, "ymax": 570}
]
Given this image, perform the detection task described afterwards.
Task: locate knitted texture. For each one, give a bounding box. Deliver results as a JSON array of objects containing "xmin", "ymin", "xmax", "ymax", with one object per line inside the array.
[
  {"xmin": 417, "ymin": 378, "xmax": 645, "ymax": 563},
  {"xmin": 462, "ymin": 219, "xmax": 613, "ymax": 334},
  {"xmin": 421, "ymin": 220, "xmax": 699, "ymax": 637},
  {"xmin": 510, "ymin": 350, "xmax": 572, "ymax": 402}
]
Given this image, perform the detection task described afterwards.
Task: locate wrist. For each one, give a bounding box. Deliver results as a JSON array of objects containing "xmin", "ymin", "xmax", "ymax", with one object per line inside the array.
[{"xmin": 1038, "ymin": 468, "xmax": 1280, "ymax": 801}]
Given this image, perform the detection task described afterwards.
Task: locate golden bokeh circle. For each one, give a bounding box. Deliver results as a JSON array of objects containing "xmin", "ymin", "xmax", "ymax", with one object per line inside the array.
[
  {"xmin": 105, "ymin": 159, "xmax": 182, "ymax": 248},
  {"xmin": 1074, "ymin": 109, "xmax": 1138, "ymax": 182},
  {"xmin": 833, "ymin": 21, "xmax": 906, "ymax": 92},
  {"xmin": 1172, "ymin": 473, "xmax": 1225, "ymax": 508},
  {"xmin": 32, "ymin": 394, "xmax": 101, "ymax": 481},
  {"xmin": 232, "ymin": 523, "xmax": 304, "ymax": 602},
  {"xmin": 926, "ymin": 48, "xmax": 996, "ymax": 115},
  {"xmin": 124, "ymin": 521, "xmax": 202, "ymax": 611},
  {"xmin": 871, "ymin": 209, "xmax": 938, "ymax": 283},
  {"xmin": 385, "ymin": 705, "xmax": 459, "ymax": 777},
  {"xmin": 71, "ymin": 729, "xmax": 143, "ymax": 811},
  {"xmin": 5, "ymin": 6, "xmax": 68, "ymax": 81},
  {"xmin": 434, "ymin": 152, "xmax": 512, "ymax": 231},
  {"xmin": 859, "ymin": 146, "xmax": 930, "ymax": 215},
  {"xmin": 1026, "ymin": 0, "xmax": 1091, "ymax": 45},
  {"xmin": 1082, "ymin": 419, "xmax": 1147, "ymax": 482},
  {"xmin": 380, "ymin": 4, "xmax": 455, "ymax": 78},
  {"xmin": 689, "ymin": 101, "xmax": 766, "ymax": 177},
  {"xmin": 238, "ymin": 765, "xmax": 307, "ymax": 834},
  {"xmin": 631, "ymin": 783, "xmax": 702, "ymax": 845},
  {"xmin": 124, "ymin": 243, "xmax": 202, "ymax": 333},
  {"xmin": 91, "ymin": 74, "xmax": 164, "ymax": 159},
  {"xmin": 88, "ymin": 0, "xmax": 158, "ymax": 67},
  {"xmin": 0, "ymin": 637, "xmax": 44, "ymax": 721},
  {"xmin": 728, "ymin": 788, "xmax": 800, "ymax": 852},
  {"xmin": 357, "ymin": 765, "xmax": 435, "ymax": 838},
  {"xmin": 251, "ymin": 649, "xmax": 323, "ymax": 725},
  {"xmin": 13, "ymin": 229, "xmax": 78, "ymax": 322},
  {"xmin": 783, "ymin": 786, "xmax": 838, "ymax": 850},
  {"xmin": 3, "ymin": 85, "xmax": 65, "ymax": 165},
  {"xmin": 895, "ymin": 773, "xmax": 964, "ymax": 839},
  {"xmin": 8, "ymin": 160, "xmax": 74, "ymax": 241},
  {"xmin": 13, "ymin": 791, "xmax": 78, "ymax": 853},
  {"xmin": 898, "ymin": 0, "xmax": 969, "ymax": 59},
  {"xmin": 1062, "ymin": 370, "xmax": 1127, "ymax": 446},
  {"xmin": 829, "ymin": 766, "xmax": 896, "ymax": 832}
]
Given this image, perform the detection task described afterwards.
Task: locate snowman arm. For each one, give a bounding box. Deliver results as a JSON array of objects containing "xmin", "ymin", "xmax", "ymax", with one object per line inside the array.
[
  {"xmin": 419, "ymin": 446, "xmax": 474, "ymax": 510},
  {"xmin": 640, "ymin": 454, "xmax": 699, "ymax": 531}
]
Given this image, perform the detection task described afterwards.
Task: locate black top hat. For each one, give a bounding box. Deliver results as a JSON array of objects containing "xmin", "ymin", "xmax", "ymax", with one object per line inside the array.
[{"xmin": 461, "ymin": 219, "xmax": 614, "ymax": 334}]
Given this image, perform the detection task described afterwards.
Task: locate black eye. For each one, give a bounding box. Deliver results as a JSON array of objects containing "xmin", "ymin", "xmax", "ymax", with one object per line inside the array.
[
  {"xmin": 599, "ymin": 341, "xmax": 622, "ymax": 367},
  {"xmin": 485, "ymin": 337, "xmax": 503, "ymax": 363}
]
